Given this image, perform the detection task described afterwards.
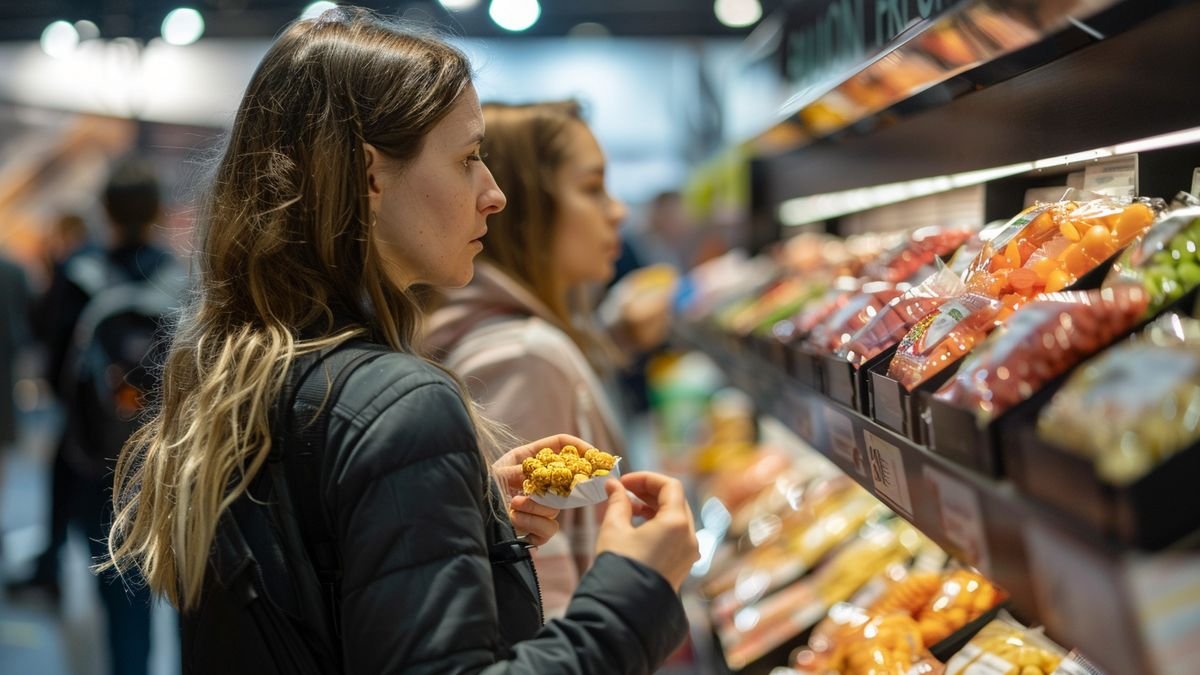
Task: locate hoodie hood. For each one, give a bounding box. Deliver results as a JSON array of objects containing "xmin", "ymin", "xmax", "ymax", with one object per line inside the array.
[{"xmin": 425, "ymin": 261, "xmax": 561, "ymax": 358}]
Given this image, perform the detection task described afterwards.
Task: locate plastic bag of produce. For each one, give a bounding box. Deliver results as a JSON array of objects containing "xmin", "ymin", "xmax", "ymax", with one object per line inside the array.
[
  {"xmin": 932, "ymin": 286, "xmax": 1150, "ymax": 423},
  {"xmin": 944, "ymin": 611, "xmax": 1066, "ymax": 675},
  {"xmin": 1036, "ymin": 313, "xmax": 1200, "ymax": 484},
  {"xmin": 839, "ymin": 613, "xmax": 944, "ymax": 675},
  {"xmin": 1103, "ymin": 203, "xmax": 1200, "ymax": 314},
  {"xmin": 864, "ymin": 224, "xmax": 976, "ymax": 283},
  {"xmin": 808, "ymin": 282, "xmax": 906, "ymax": 353},
  {"xmin": 914, "ymin": 568, "xmax": 1002, "ymax": 646},
  {"xmin": 839, "ymin": 266, "xmax": 967, "ymax": 367},
  {"xmin": 887, "ymin": 292, "xmax": 1013, "ymax": 391}
]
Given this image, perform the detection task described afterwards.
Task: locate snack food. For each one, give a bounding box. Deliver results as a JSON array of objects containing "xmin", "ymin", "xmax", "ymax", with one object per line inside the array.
[
  {"xmin": 864, "ymin": 225, "xmax": 976, "ymax": 283},
  {"xmin": 1104, "ymin": 204, "xmax": 1200, "ymax": 314},
  {"xmin": 914, "ymin": 569, "xmax": 1001, "ymax": 645},
  {"xmin": 887, "ymin": 292, "xmax": 1009, "ymax": 390},
  {"xmin": 522, "ymin": 445, "xmax": 617, "ymax": 497},
  {"xmin": 944, "ymin": 612, "xmax": 1066, "ymax": 675},
  {"xmin": 839, "ymin": 266, "xmax": 966, "ymax": 366},
  {"xmin": 932, "ymin": 286, "xmax": 1150, "ymax": 423}
]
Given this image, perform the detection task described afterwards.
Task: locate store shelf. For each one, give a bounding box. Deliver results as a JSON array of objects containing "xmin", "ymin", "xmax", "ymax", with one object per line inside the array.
[{"xmin": 675, "ymin": 323, "xmax": 1200, "ymax": 675}]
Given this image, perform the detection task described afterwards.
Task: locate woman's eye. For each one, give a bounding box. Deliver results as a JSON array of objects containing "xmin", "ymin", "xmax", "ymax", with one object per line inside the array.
[{"xmin": 464, "ymin": 151, "xmax": 488, "ymax": 167}]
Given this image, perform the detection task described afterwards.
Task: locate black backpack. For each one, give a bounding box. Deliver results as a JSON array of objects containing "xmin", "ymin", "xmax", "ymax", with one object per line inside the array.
[
  {"xmin": 200, "ymin": 344, "xmax": 388, "ymax": 675},
  {"xmin": 62, "ymin": 251, "xmax": 184, "ymax": 479}
]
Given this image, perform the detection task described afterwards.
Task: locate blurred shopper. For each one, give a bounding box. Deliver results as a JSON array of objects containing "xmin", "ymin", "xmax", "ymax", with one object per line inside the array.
[
  {"xmin": 100, "ymin": 9, "xmax": 695, "ymax": 674},
  {"xmin": 8, "ymin": 212, "xmax": 94, "ymax": 603},
  {"xmin": 426, "ymin": 100, "xmax": 674, "ymax": 618},
  {"xmin": 28, "ymin": 158, "xmax": 179, "ymax": 675},
  {"xmin": 0, "ymin": 254, "xmax": 31, "ymax": 449}
]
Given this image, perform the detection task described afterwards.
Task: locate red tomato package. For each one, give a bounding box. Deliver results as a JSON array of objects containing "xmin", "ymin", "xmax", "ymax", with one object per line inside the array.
[
  {"xmin": 932, "ymin": 286, "xmax": 1150, "ymax": 423},
  {"xmin": 864, "ymin": 225, "xmax": 976, "ymax": 283},
  {"xmin": 838, "ymin": 267, "xmax": 966, "ymax": 367},
  {"xmin": 807, "ymin": 282, "xmax": 905, "ymax": 353},
  {"xmin": 886, "ymin": 292, "xmax": 1014, "ymax": 391}
]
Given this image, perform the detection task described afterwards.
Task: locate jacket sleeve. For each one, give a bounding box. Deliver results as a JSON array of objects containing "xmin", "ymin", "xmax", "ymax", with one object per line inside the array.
[{"xmin": 331, "ymin": 372, "xmax": 687, "ymax": 675}]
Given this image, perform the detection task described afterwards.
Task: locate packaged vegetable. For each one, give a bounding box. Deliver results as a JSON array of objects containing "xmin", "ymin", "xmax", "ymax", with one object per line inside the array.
[
  {"xmin": 791, "ymin": 280, "xmax": 864, "ymax": 336},
  {"xmin": 932, "ymin": 286, "xmax": 1150, "ymax": 423},
  {"xmin": 1103, "ymin": 204, "xmax": 1200, "ymax": 314},
  {"xmin": 839, "ymin": 613, "xmax": 943, "ymax": 675},
  {"xmin": 1037, "ymin": 314, "xmax": 1200, "ymax": 484},
  {"xmin": 864, "ymin": 225, "xmax": 976, "ymax": 283},
  {"xmin": 839, "ymin": 266, "xmax": 967, "ymax": 367},
  {"xmin": 807, "ymin": 282, "xmax": 906, "ymax": 353},
  {"xmin": 944, "ymin": 611, "xmax": 1066, "ymax": 675},
  {"xmin": 887, "ymin": 292, "xmax": 1011, "ymax": 391},
  {"xmin": 965, "ymin": 199, "xmax": 1158, "ymax": 299},
  {"xmin": 914, "ymin": 568, "xmax": 1002, "ymax": 645}
]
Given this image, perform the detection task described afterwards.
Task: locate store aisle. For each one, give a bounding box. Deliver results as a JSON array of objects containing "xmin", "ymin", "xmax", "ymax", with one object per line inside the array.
[{"xmin": 0, "ymin": 406, "xmax": 180, "ymax": 675}]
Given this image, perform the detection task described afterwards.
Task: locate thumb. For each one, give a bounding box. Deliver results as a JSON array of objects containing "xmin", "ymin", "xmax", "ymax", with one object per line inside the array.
[{"xmin": 602, "ymin": 479, "xmax": 633, "ymax": 529}]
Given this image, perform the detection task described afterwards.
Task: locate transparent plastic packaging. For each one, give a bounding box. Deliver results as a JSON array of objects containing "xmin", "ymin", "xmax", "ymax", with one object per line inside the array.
[
  {"xmin": 886, "ymin": 292, "xmax": 1009, "ymax": 391},
  {"xmin": 807, "ymin": 282, "xmax": 905, "ymax": 353},
  {"xmin": 1103, "ymin": 203, "xmax": 1200, "ymax": 315},
  {"xmin": 932, "ymin": 286, "xmax": 1150, "ymax": 423},
  {"xmin": 944, "ymin": 611, "xmax": 1067, "ymax": 675},
  {"xmin": 1037, "ymin": 313, "xmax": 1200, "ymax": 484},
  {"xmin": 864, "ymin": 225, "xmax": 976, "ymax": 283},
  {"xmin": 839, "ymin": 267, "xmax": 966, "ymax": 367},
  {"xmin": 913, "ymin": 569, "xmax": 1002, "ymax": 646}
]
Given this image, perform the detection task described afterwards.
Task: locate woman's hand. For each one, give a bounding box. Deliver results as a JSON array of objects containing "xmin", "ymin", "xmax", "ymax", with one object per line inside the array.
[
  {"xmin": 596, "ymin": 472, "xmax": 699, "ymax": 591},
  {"xmin": 508, "ymin": 495, "xmax": 560, "ymax": 547}
]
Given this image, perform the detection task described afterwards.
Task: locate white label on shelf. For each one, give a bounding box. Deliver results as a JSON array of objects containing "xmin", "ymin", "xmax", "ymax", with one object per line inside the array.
[
  {"xmin": 925, "ymin": 466, "xmax": 992, "ymax": 576},
  {"xmin": 1192, "ymin": 167, "xmax": 1200, "ymax": 197},
  {"xmin": 862, "ymin": 430, "xmax": 912, "ymax": 517},
  {"xmin": 1083, "ymin": 154, "xmax": 1138, "ymax": 198},
  {"xmin": 823, "ymin": 407, "xmax": 864, "ymax": 476}
]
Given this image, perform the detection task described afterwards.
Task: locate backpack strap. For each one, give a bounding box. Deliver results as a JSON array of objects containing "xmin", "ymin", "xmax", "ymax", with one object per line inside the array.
[{"xmin": 269, "ymin": 342, "xmax": 389, "ymax": 642}]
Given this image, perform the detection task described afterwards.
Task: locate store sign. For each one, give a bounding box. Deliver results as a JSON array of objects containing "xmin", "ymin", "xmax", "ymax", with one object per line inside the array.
[{"xmin": 782, "ymin": 0, "xmax": 957, "ymax": 86}]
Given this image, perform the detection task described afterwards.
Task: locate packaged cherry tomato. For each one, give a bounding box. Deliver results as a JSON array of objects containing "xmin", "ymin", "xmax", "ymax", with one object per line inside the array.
[
  {"xmin": 839, "ymin": 266, "xmax": 966, "ymax": 367},
  {"xmin": 886, "ymin": 292, "xmax": 1008, "ymax": 391},
  {"xmin": 932, "ymin": 286, "xmax": 1150, "ymax": 423},
  {"xmin": 864, "ymin": 224, "xmax": 976, "ymax": 283},
  {"xmin": 807, "ymin": 282, "xmax": 906, "ymax": 353}
]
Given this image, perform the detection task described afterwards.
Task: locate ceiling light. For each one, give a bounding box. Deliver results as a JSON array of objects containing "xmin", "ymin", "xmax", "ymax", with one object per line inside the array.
[
  {"xmin": 715, "ymin": 0, "xmax": 762, "ymax": 29},
  {"xmin": 41, "ymin": 20, "xmax": 79, "ymax": 59},
  {"xmin": 162, "ymin": 7, "xmax": 205, "ymax": 46},
  {"xmin": 439, "ymin": 0, "xmax": 481, "ymax": 11},
  {"xmin": 301, "ymin": 1, "xmax": 338, "ymax": 20},
  {"xmin": 489, "ymin": 0, "xmax": 541, "ymax": 32}
]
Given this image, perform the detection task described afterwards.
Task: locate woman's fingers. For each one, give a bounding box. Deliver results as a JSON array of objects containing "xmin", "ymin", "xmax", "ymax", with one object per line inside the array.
[{"xmin": 508, "ymin": 510, "xmax": 559, "ymax": 547}]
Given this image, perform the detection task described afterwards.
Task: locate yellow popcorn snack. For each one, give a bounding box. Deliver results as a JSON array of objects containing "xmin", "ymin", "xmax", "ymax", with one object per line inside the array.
[{"xmin": 521, "ymin": 447, "xmax": 619, "ymax": 497}]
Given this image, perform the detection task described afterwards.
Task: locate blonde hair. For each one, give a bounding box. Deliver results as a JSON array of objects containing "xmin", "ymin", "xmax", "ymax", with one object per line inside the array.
[
  {"xmin": 102, "ymin": 8, "xmax": 505, "ymax": 611},
  {"xmin": 476, "ymin": 101, "xmax": 622, "ymax": 368}
]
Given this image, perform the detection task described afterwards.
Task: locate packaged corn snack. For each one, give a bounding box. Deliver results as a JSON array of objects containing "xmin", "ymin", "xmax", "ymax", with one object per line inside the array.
[
  {"xmin": 944, "ymin": 611, "xmax": 1067, "ymax": 675},
  {"xmin": 521, "ymin": 445, "xmax": 621, "ymax": 508}
]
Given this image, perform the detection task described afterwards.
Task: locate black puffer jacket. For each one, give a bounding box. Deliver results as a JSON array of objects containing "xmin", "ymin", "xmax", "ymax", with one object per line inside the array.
[{"xmin": 182, "ymin": 350, "xmax": 688, "ymax": 674}]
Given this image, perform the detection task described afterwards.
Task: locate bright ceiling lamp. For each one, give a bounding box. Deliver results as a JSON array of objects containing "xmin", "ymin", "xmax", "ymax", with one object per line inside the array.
[
  {"xmin": 439, "ymin": 0, "xmax": 481, "ymax": 11},
  {"xmin": 715, "ymin": 0, "xmax": 763, "ymax": 28},
  {"xmin": 41, "ymin": 20, "xmax": 79, "ymax": 58},
  {"xmin": 301, "ymin": 1, "xmax": 338, "ymax": 20},
  {"xmin": 489, "ymin": 0, "xmax": 541, "ymax": 32},
  {"xmin": 162, "ymin": 7, "xmax": 205, "ymax": 45}
]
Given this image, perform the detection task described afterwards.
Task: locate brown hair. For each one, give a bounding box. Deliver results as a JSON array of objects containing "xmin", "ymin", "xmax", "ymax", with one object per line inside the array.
[
  {"xmin": 477, "ymin": 100, "xmax": 618, "ymax": 366},
  {"xmin": 102, "ymin": 7, "xmax": 502, "ymax": 610}
]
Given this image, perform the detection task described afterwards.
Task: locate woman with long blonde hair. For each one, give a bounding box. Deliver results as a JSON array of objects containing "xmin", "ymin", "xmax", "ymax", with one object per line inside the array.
[{"xmin": 102, "ymin": 8, "xmax": 697, "ymax": 673}]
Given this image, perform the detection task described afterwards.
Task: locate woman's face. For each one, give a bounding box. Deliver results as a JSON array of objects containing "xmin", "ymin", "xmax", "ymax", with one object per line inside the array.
[
  {"xmin": 367, "ymin": 84, "xmax": 506, "ymax": 289},
  {"xmin": 550, "ymin": 121, "xmax": 627, "ymax": 290}
]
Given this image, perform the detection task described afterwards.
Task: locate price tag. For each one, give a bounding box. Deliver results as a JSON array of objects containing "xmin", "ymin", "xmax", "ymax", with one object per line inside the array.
[
  {"xmin": 823, "ymin": 407, "xmax": 865, "ymax": 476},
  {"xmin": 862, "ymin": 430, "xmax": 912, "ymax": 517},
  {"xmin": 924, "ymin": 466, "xmax": 991, "ymax": 575},
  {"xmin": 1083, "ymin": 154, "xmax": 1138, "ymax": 198}
]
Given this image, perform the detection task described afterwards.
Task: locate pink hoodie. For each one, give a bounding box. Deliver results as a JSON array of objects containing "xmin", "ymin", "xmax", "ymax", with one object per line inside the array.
[{"xmin": 425, "ymin": 261, "xmax": 625, "ymax": 620}]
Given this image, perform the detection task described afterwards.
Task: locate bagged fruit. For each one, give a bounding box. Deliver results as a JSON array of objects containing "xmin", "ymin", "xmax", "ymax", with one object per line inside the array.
[
  {"xmin": 839, "ymin": 266, "xmax": 966, "ymax": 367},
  {"xmin": 839, "ymin": 613, "xmax": 944, "ymax": 675},
  {"xmin": 887, "ymin": 292, "xmax": 1012, "ymax": 391},
  {"xmin": 1037, "ymin": 313, "xmax": 1200, "ymax": 484},
  {"xmin": 864, "ymin": 224, "xmax": 976, "ymax": 283},
  {"xmin": 932, "ymin": 286, "xmax": 1150, "ymax": 423},
  {"xmin": 914, "ymin": 568, "xmax": 1002, "ymax": 645},
  {"xmin": 965, "ymin": 199, "xmax": 1158, "ymax": 299},
  {"xmin": 807, "ymin": 282, "xmax": 905, "ymax": 353},
  {"xmin": 944, "ymin": 611, "xmax": 1066, "ymax": 675},
  {"xmin": 1104, "ymin": 203, "xmax": 1200, "ymax": 315}
]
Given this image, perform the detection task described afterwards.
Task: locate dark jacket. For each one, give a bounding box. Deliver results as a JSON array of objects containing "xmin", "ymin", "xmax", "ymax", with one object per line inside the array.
[{"xmin": 182, "ymin": 349, "xmax": 689, "ymax": 674}]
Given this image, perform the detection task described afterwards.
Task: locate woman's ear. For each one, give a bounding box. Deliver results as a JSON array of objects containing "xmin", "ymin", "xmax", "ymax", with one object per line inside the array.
[{"xmin": 363, "ymin": 142, "xmax": 383, "ymax": 201}]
